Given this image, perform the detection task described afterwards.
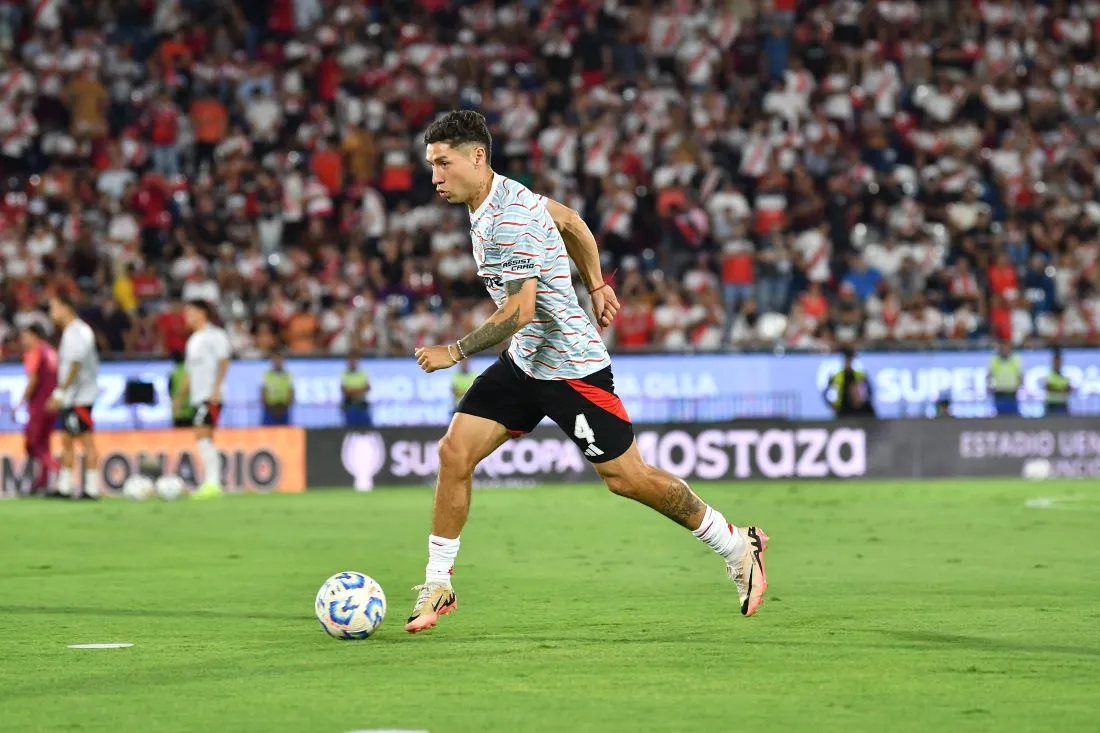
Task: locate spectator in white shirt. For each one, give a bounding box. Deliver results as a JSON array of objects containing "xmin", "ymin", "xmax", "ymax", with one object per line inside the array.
[
  {"xmin": 653, "ymin": 290, "xmax": 693, "ymax": 350},
  {"xmin": 864, "ymin": 237, "xmax": 906, "ymax": 284}
]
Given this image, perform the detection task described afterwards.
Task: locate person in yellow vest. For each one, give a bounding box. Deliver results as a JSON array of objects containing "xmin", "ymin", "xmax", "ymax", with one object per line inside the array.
[
  {"xmin": 987, "ymin": 341, "xmax": 1022, "ymax": 416},
  {"xmin": 341, "ymin": 355, "xmax": 371, "ymax": 427},
  {"xmin": 168, "ymin": 351, "xmax": 195, "ymax": 428},
  {"xmin": 113, "ymin": 262, "xmax": 138, "ymax": 313},
  {"xmin": 823, "ymin": 347, "xmax": 875, "ymax": 418},
  {"xmin": 451, "ymin": 360, "xmax": 479, "ymax": 414},
  {"xmin": 261, "ymin": 351, "xmax": 295, "ymax": 426},
  {"xmin": 1042, "ymin": 347, "xmax": 1073, "ymax": 416}
]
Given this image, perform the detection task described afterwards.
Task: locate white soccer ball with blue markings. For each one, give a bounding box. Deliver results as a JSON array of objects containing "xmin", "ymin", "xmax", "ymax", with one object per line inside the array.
[{"xmin": 315, "ymin": 572, "xmax": 387, "ymax": 639}]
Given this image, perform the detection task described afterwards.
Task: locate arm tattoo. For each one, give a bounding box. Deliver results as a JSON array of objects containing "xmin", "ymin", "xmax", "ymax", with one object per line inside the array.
[
  {"xmin": 504, "ymin": 279, "xmax": 528, "ymax": 296},
  {"xmin": 458, "ymin": 307, "xmax": 521, "ymax": 356},
  {"xmin": 658, "ymin": 477, "xmax": 705, "ymax": 528},
  {"xmin": 457, "ymin": 277, "xmax": 534, "ymax": 356}
]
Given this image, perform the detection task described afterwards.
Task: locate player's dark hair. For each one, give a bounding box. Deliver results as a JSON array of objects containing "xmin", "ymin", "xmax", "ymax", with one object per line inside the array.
[
  {"xmin": 23, "ymin": 323, "xmax": 47, "ymax": 339},
  {"xmin": 423, "ymin": 110, "xmax": 492, "ymax": 161},
  {"xmin": 185, "ymin": 299, "xmax": 213, "ymax": 320},
  {"xmin": 186, "ymin": 298, "xmax": 225, "ymax": 328},
  {"xmin": 52, "ymin": 291, "xmax": 77, "ymax": 312}
]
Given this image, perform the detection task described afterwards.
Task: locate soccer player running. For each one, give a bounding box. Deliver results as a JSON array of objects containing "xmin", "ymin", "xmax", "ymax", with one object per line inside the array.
[
  {"xmin": 174, "ymin": 300, "xmax": 231, "ymax": 499},
  {"xmin": 20, "ymin": 324, "xmax": 59, "ymax": 495},
  {"xmin": 406, "ymin": 111, "xmax": 768, "ymax": 633},
  {"xmin": 46, "ymin": 295, "xmax": 101, "ymax": 500}
]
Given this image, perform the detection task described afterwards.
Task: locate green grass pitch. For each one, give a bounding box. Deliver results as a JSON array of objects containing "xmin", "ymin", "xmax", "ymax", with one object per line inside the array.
[{"xmin": 2, "ymin": 480, "xmax": 1099, "ymax": 733}]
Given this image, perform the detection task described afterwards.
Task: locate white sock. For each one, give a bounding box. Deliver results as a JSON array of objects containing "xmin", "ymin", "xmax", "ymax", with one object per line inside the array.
[
  {"xmin": 83, "ymin": 469, "xmax": 99, "ymax": 497},
  {"xmin": 425, "ymin": 535, "xmax": 460, "ymax": 585},
  {"xmin": 692, "ymin": 506, "xmax": 746, "ymax": 560},
  {"xmin": 57, "ymin": 468, "xmax": 72, "ymax": 496},
  {"xmin": 198, "ymin": 439, "xmax": 221, "ymax": 487}
]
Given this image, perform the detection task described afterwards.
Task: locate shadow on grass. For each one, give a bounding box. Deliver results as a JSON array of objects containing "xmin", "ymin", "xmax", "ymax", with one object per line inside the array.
[
  {"xmin": 0, "ymin": 604, "xmax": 308, "ymax": 622},
  {"xmin": 867, "ymin": 629, "xmax": 1100, "ymax": 658}
]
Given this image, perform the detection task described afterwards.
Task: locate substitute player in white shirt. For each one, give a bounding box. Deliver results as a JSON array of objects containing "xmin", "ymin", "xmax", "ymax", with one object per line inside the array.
[
  {"xmin": 46, "ymin": 293, "xmax": 100, "ymax": 500},
  {"xmin": 174, "ymin": 300, "xmax": 231, "ymax": 500},
  {"xmin": 402, "ymin": 111, "xmax": 769, "ymax": 633}
]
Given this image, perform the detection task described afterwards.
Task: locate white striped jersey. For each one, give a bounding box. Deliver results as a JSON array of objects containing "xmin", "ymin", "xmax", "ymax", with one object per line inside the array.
[
  {"xmin": 185, "ymin": 324, "xmax": 232, "ymax": 403},
  {"xmin": 57, "ymin": 318, "xmax": 100, "ymax": 407},
  {"xmin": 468, "ymin": 174, "xmax": 610, "ymax": 380}
]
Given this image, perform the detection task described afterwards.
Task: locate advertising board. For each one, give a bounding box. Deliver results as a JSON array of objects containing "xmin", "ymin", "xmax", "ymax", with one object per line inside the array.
[
  {"xmin": 306, "ymin": 422, "xmax": 870, "ymax": 489},
  {"xmin": 903, "ymin": 419, "xmax": 1100, "ymax": 479},
  {"xmin": 0, "ymin": 349, "xmax": 1095, "ymax": 430},
  {"xmin": 306, "ymin": 417, "xmax": 1099, "ymax": 488},
  {"xmin": 0, "ymin": 427, "xmax": 305, "ymax": 497}
]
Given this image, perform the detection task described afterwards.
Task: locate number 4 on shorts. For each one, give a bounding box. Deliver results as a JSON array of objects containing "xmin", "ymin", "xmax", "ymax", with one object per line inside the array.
[{"xmin": 574, "ymin": 414, "xmax": 603, "ymax": 457}]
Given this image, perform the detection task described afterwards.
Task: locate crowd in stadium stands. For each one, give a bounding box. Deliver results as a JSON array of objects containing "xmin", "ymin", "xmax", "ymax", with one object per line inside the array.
[{"xmin": 0, "ymin": 0, "xmax": 1099, "ymax": 359}]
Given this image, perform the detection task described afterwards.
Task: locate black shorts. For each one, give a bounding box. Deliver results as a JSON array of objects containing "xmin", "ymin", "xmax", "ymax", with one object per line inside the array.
[
  {"xmin": 457, "ymin": 354, "xmax": 634, "ymax": 463},
  {"xmin": 193, "ymin": 402, "xmax": 222, "ymax": 429},
  {"xmin": 60, "ymin": 406, "xmax": 95, "ymax": 436}
]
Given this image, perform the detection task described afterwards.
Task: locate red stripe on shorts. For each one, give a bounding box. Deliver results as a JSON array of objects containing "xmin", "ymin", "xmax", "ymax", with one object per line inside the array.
[
  {"xmin": 74, "ymin": 405, "xmax": 94, "ymax": 428},
  {"xmin": 565, "ymin": 379, "xmax": 630, "ymax": 423}
]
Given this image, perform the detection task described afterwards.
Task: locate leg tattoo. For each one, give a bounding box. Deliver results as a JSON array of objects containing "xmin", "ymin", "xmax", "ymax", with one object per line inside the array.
[{"xmin": 658, "ymin": 477, "xmax": 705, "ymax": 528}]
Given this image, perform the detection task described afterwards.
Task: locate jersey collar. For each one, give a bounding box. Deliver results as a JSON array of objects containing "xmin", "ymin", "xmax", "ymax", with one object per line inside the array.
[{"xmin": 469, "ymin": 172, "xmax": 502, "ymax": 222}]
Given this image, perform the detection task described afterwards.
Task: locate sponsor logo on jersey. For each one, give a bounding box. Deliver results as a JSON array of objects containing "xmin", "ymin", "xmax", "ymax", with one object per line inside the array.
[{"xmin": 504, "ymin": 258, "xmax": 537, "ymax": 272}]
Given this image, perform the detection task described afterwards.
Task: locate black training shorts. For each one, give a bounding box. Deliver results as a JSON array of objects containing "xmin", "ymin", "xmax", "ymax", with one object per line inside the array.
[
  {"xmin": 193, "ymin": 402, "xmax": 222, "ymax": 429},
  {"xmin": 60, "ymin": 406, "xmax": 95, "ymax": 436},
  {"xmin": 456, "ymin": 354, "xmax": 634, "ymax": 463}
]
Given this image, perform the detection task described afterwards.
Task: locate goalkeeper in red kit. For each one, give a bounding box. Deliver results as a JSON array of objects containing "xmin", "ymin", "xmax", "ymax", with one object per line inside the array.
[{"xmin": 20, "ymin": 325, "xmax": 59, "ymax": 495}]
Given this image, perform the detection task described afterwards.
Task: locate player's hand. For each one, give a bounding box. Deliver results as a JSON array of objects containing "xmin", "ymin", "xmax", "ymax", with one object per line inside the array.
[
  {"xmin": 46, "ymin": 396, "xmax": 60, "ymax": 412},
  {"xmin": 415, "ymin": 345, "xmax": 458, "ymax": 373},
  {"xmin": 590, "ymin": 283, "xmax": 620, "ymax": 329}
]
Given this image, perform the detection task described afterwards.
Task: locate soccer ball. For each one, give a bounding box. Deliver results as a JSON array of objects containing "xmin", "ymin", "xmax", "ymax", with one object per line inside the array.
[
  {"xmin": 122, "ymin": 474, "xmax": 154, "ymax": 501},
  {"xmin": 155, "ymin": 475, "xmax": 185, "ymax": 500},
  {"xmin": 315, "ymin": 571, "xmax": 387, "ymax": 639},
  {"xmin": 1022, "ymin": 459, "xmax": 1053, "ymax": 481}
]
